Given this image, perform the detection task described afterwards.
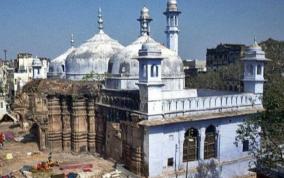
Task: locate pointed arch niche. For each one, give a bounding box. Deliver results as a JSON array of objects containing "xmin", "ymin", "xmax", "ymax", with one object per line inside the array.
[{"xmin": 183, "ymin": 128, "xmax": 199, "ymax": 162}]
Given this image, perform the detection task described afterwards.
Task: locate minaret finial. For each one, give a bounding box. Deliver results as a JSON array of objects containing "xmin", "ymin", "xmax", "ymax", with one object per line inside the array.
[
  {"xmin": 70, "ymin": 33, "xmax": 75, "ymax": 47},
  {"xmin": 137, "ymin": 6, "xmax": 152, "ymax": 36},
  {"xmin": 98, "ymin": 8, "xmax": 104, "ymax": 33}
]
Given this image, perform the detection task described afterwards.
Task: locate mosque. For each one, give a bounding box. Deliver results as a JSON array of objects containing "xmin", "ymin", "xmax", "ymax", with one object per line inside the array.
[{"xmin": 42, "ymin": 0, "xmax": 269, "ymax": 177}]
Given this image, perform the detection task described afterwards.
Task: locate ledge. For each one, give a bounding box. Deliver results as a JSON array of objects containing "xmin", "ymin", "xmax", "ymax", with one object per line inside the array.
[{"xmin": 139, "ymin": 107, "xmax": 264, "ymax": 127}]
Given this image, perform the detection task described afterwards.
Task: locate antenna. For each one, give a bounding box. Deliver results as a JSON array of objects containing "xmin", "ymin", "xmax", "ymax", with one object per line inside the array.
[{"xmin": 3, "ymin": 49, "xmax": 7, "ymax": 60}]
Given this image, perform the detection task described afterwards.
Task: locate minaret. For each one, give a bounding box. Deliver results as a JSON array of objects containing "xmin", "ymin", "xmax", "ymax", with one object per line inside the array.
[
  {"xmin": 137, "ymin": 6, "xmax": 152, "ymax": 36},
  {"xmin": 98, "ymin": 8, "xmax": 104, "ymax": 33},
  {"xmin": 136, "ymin": 40, "xmax": 164, "ymax": 119},
  {"xmin": 242, "ymin": 38, "xmax": 270, "ymax": 94},
  {"xmin": 164, "ymin": 0, "xmax": 181, "ymax": 55},
  {"xmin": 70, "ymin": 33, "xmax": 75, "ymax": 48}
]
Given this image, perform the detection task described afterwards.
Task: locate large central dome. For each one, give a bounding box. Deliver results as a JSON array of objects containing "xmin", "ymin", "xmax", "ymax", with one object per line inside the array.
[
  {"xmin": 65, "ymin": 9, "xmax": 124, "ymax": 80},
  {"xmin": 65, "ymin": 31, "xmax": 124, "ymax": 80},
  {"xmin": 106, "ymin": 35, "xmax": 184, "ymax": 90}
]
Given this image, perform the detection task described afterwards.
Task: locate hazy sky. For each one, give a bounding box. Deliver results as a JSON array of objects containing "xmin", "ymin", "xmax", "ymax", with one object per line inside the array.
[{"xmin": 0, "ymin": 0, "xmax": 283, "ymax": 60}]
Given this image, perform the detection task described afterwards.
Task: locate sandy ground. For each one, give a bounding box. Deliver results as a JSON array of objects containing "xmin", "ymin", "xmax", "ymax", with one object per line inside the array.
[{"xmin": 0, "ymin": 122, "xmax": 115, "ymax": 177}]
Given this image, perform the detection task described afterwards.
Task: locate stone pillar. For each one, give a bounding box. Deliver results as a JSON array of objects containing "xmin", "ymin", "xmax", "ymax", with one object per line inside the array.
[
  {"xmin": 199, "ymin": 127, "xmax": 206, "ymax": 160},
  {"xmin": 95, "ymin": 107, "xmax": 106, "ymax": 155},
  {"xmin": 47, "ymin": 96, "xmax": 63, "ymax": 152},
  {"xmin": 38, "ymin": 126, "xmax": 47, "ymax": 150},
  {"xmin": 87, "ymin": 98, "xmax": 96, "ymax": 153},
  {"xmin": 61, "ymin": 97, "xmax": 71, "ymax": 152},
  {"xmin": 71, "ymin": 96, "xmax": 88, "ymax": 153}
]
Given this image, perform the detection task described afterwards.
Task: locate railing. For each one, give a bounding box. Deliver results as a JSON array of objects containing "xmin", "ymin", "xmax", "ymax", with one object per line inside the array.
[{"xmin": 162, "ymin": 93, "xmax": 263, "ymax": 116}]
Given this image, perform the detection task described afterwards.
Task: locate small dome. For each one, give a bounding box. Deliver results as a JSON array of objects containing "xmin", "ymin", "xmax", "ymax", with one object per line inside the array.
[
  {"xmin": 65, "ymin": 32, "xmax": 124, "ymax": 80},
  {"xmin": 48, "ymin": 47, "xmax": 74, "ymax": 78},
  {"xmin": 32, "ymin": 58, "xmax": 42, "ymax": 67},
  {"xmin": 167, "ymin": 0, "xmax": 178, "ymax": 11},
  {"xmin": 141, "ymin": 6, "xmax": 150, "ymax": 19},
  {"xmin": 139, "ymin": 40, "xmax": 162, "ymax": 57},
  {"xmin": 168, "ymin": 0, "xmax": 177, "ymax": 5},
  {"xmin": 242, "ymin": 39, "xmax": 270, "ymax": 61}
]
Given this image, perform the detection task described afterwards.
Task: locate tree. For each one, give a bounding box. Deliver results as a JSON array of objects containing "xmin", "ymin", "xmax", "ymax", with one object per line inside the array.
[{"xmin": 235, "ymin": 38, "xmax": 284, "ymax": 176}]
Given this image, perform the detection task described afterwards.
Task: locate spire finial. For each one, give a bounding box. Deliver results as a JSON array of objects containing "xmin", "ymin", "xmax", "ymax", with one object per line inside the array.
[
  {"xmin": 252, "ymin": 36, "xmax": 260, "ymax": 48},
  {"xmin": 98, "ymin": 8, "xmax": 104, "ymax": 33},
  {"xmin": 70, "ymin": 33, "xmax": 75, "ymax": 47},
  {"xmin": 137, "ymin": 6, "xmax": 152, "ymax": 36}
]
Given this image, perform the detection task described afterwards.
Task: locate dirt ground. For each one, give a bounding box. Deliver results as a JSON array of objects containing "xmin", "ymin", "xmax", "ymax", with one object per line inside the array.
[{"xmin": 0, "ymin": 121, "xmax": 115, "ymax": 177}]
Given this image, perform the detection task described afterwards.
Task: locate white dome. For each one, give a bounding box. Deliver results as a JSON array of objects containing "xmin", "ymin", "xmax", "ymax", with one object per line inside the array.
[
  {"xmin": 109, "ymin": 35, "xmax": 183, "ymax": 76},
  {"xmin": 106, "ymin": 35, "xmax": 184, "ymax": 90},
  {"xmin": 65, "ymin": 31, "xmax": 124, "ymax": 80}
]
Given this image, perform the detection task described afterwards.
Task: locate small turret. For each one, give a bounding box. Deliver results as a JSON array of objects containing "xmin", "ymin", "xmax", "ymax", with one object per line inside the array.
[
  {"xmin": 242, "ymin": 38, "xmax": 270, "ymax": 94},
  {"xmin": 137, "ymin": 6, "xmax": 152, "ymax": 36},
  {"xmin": 32, "ymin": 57, "xmax": 42, "ymax": 79},
  {"xmin": 136, "ymin": 39, "xmax": 164, "ymax": 119}
]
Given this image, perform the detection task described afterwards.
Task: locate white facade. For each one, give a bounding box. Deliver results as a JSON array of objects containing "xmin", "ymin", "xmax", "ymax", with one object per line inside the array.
[{"xmin": 135, "ymin": 39, "xmax": 266, "ymax": 178}]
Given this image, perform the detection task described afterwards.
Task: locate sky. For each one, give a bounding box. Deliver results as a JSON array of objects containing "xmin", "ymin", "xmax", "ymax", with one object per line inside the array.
[{"xmin": 0, "ymin": 0, "xmax": 283, "ymax": 60}]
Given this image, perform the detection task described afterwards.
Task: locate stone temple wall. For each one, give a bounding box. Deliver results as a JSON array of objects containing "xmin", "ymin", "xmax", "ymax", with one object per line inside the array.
[{"xmin": 13, "ymin": 79, "xmax": 147, "ymax": 177}]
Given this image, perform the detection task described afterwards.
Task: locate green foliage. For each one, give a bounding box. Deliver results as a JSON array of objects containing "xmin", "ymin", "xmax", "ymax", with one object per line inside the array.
[
  {"xmin": 82, "ymin": 71, "xmax": 106, "ymax": 81},
  {"xmin": 235, "ymin": 75, "xmax": 284, "ymax": 171},
  {"xmin": 186, "ymin": 62, "xmax": 242, "ymax": 90}
]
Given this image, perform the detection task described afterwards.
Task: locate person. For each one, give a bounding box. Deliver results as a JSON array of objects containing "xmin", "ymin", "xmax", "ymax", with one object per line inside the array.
[
  {"xmin": 48, "ymin": 152, "xmax": 52, "ymax": 163},
  {"xmin": 0, "ymin": 132, "xmax": 5, "ymax": 148}
]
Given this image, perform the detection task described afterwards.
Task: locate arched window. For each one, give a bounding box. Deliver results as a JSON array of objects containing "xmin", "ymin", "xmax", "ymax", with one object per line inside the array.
[
  {"xmin": 204, "ymin": 125, "xmax": 217, "ymax": 159},
  {"xmin": 61, "ymin": 65, "xmax": 65, "ymax": 72},
  {"xmin": 151, "ymin": 65, "xmax": 159, "ymax": 77},
  {"xmin": 183, "ymin": 128, "xmax": 199, "ymax": 162},
  {"xmin": 257, "ymin": 64, "xmax": 261, "ymax": 75},
  {"xmin": 120, "ymin": 62, "xmax": 130, "ymax": 74},
  {"xmin": 247, "ymin": 64, "xmax": 254, "ymax": 75}
]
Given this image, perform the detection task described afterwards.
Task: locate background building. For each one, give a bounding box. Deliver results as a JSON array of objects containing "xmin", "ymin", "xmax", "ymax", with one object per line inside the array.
[
  {"xmin": 206, "ymin": 43, "xmax": 246, "ymax": 70},
  {"xmin": 14, "ymin": 53, "xmax": 49, "ymax": 94},
  {"xmin": 183, "ymin": 59, "xmax": 206, "ymax": 77}
]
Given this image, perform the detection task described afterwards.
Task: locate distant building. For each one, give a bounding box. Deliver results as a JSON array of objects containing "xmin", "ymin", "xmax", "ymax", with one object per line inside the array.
[
  {"xmin": 0, "ymin": 63, "xmax": 14, "ymax": 108},
  {"xmin": 206, "ymin": 43, "xmax": 246, "ymax": 70},
  {"xmin": 14, "ymin": 53, "xmax": 49, "ymax": 94},
  {"xmin": 183, "ymin": 59, "xmax": 206, "ymax": 76}
]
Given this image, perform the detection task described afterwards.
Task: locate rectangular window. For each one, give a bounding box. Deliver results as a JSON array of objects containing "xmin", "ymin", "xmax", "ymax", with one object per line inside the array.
[
  {"xmin": 0, "ymin": 102, "xmax": 3, "ymax": 108},
  {"xmin": 167, "ymin": 158, "xmax": 174, "ymax": 167},
  {"xmin": 257, "ymin": 65, "xmax": 261, "ymax": 75},
  {"xmin": 243, "ymin": 140, "xmax": 249, "ymax": 152}
]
